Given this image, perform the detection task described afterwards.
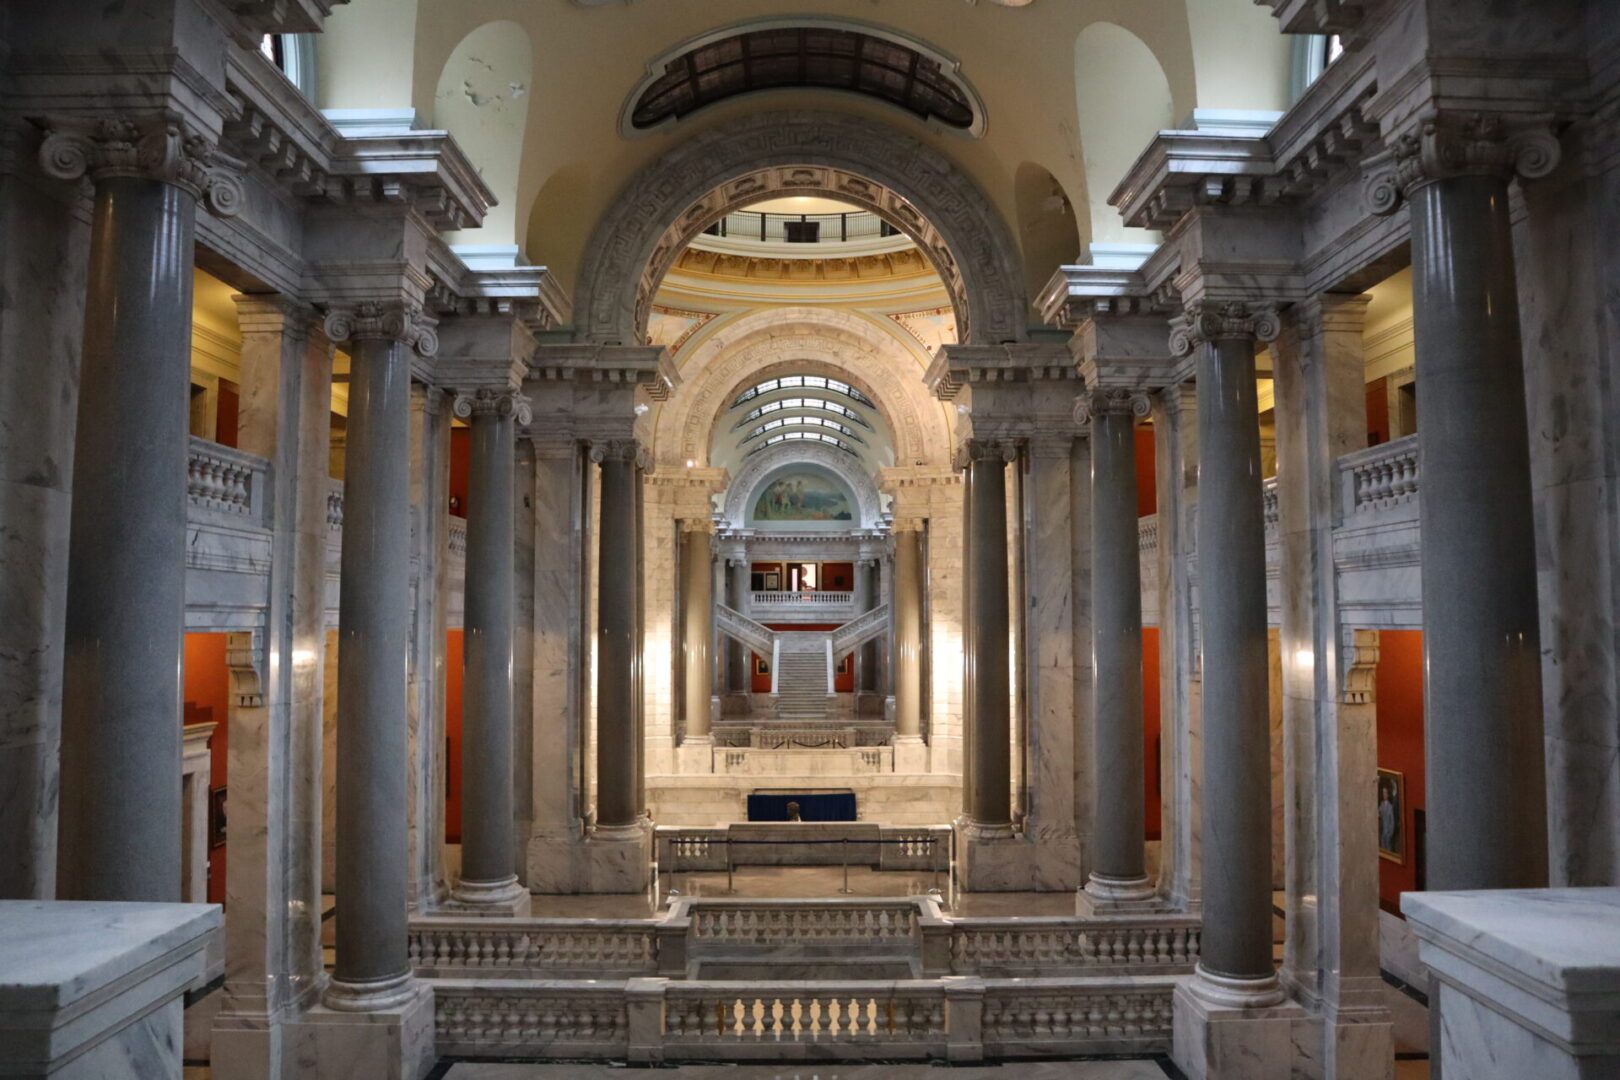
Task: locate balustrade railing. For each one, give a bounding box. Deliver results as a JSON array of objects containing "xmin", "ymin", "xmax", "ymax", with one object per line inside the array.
[
  {"xmin": 703, "ymin": 208, "xmax": 896, "ymax": 245},
  {"xmin": 186, "ymin": 437, "xmax": 269, "ymax": 525},
  {"xmin": 688, "ymin": 901, "xmax": 918, "ymax": 943},
  {"xmin": 1262, "ymin": 476, "xmax": 1280, "ymax": 531},
  {"xmin": 752, "ymin": 590, "xmax": 853, "ymax": 605},
  {"xmin": 408, "ymin": 918, "xmax": 658, "ymax": 977},
  {"xmin": 448, "ymin": 515, "xmax": 468, "ymax": 557},
  {"xmin": 325, "ymin": 478, "xmax": 344, "ymax": 531},
  {"xmin": 1339, "ymin": 434, "xmax": 1419, "ymax": 516},
  {"xmin": 662, "ymin": 981, "xmax": 943, "ymax": 1049},
  {"xmin": 1137, "ymin": 514, "xmax": 1158, "ymax": 553},
  {"xmin": 948, "ymin": 916, "xmax": 1200, "ymax": 976}
]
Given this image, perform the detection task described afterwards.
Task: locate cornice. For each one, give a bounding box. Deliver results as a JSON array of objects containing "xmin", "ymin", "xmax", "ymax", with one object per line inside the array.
[
  {"xmin": 925, "ymin": 342, "xmax": 1077, "ymax": 401},
  {"xmin": 1037, "ymin": 263, "xmax": 1177, "ymax": 331},
  {"xmin": 528, "ymin": 343, "xmax": 680, "ymax": 401}
]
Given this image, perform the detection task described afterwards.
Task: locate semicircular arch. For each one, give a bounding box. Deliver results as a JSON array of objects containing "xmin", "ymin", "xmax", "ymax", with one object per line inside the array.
[
  {"xmin": 725, "ymin": 443, "xmax": 884, "ymax": 531},
  {"xmin": 573, "ymin": 111, "xmax": 1028, "ymax": 348}
]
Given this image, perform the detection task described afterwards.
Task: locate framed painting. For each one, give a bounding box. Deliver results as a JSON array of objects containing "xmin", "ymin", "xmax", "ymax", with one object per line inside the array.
[
  {"xmin": 209, "ymin": 785, "xmax": 228, "ymax": 850},
  {"xmin": 1377, "ymin": 768, "xmax": 1405, "ymax": 863}
]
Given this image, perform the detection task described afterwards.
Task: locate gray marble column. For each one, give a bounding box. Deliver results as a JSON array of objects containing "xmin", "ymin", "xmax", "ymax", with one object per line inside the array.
[
  {"xmin": 1370, "ymin": 116, "xmax": 1555, "ymax": 893},
  {"xmin": 1082, "ymin": 389, "xmax": 1156, "ymax": 905},
  {"xmin": 893, "ymin": 530, "xmax": 925, "ymax": 740},
  {"xmin": 681, "ymin": 525, "xmax": 715, "ymax": 742},
  {"xmin": 1173, "ymin": 301, "xmax": 1284, "ymax": 1000},
  {"xmin": 450, "ymin": 389, "xmax": 530, "ymax": 913},
  {"xmin": 323, "ymin": 303, "xmax": 435, "ymax": 1009},
  {"xmin": 965, "ymin": 440, "xmax": 1017, "ymax": 834},
  {"xmin": 50, "ymin": 121, "xmax": 216, "ymax": 902},
  {"xmin": 593, "ymin": 440, "xmax": 641, "ymax": 831}
]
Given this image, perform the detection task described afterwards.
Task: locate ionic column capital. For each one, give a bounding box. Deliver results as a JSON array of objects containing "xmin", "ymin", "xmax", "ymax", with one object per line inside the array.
[
  {"xmin": 1364, "ymin": 110, "xmax": 1561, "ymax": 216},
  {"xmin": 959, "ymin": 438, "xmax": 1020, "ymax": 469},
  {"xmin": 322, "ymin": 301, "xmax": 439, "ymax": 357},
  {"xmin": 38, "ymin": 111, "xmax": 243, "ymax": 216},
  {"xmin": 451, "ymin": 388, "xmax": 532, "ymax": 425},
  {"xmin": 1074, "ymin": 387, "xmax": 1152, "ymax": 427},
  {"xmin": 1169, "ymin": 300, "xmax": 1280, "ymax": 356},
  {"xmin": 588, "ymin": 438, "xmax": 649, "ymax": 471}
]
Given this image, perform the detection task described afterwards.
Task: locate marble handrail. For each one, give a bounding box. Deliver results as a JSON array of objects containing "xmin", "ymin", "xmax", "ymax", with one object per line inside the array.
[
  {"xmin": 1339, "ymin": 433, "xmax": 1419, "ymax": 515},
  {"xmin": 715, "ymin": 603, "xmax": 776, "ymax": 657},
  {"xmin": 408, "ymin": 917, "xmax": 658, "ymax": 976},
  {"xmin": 687, "ymin": 900, "xmax": 919, "ymax": 942},
  {"xmin": 187, "ymin": 436, "xmax": 269, "ymax": 525},
  {"xmin": 947, "ymin": 915, "xmax": 1201, "ymax": 975},
  {"xmin": 752, "ymin": 590, "xmax": 853, "ymax": 605},
  {"xmin": 830, "ymin": 602, "xmax": 889, "ymax": 653}
]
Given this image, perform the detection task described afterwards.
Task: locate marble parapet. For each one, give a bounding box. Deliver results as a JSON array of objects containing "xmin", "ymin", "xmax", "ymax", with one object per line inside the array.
[
  {"xmin": 0, "ymin": 900, "xmax": 221, "ymax": 1078},
  {"xmin": 1403, "ymin": 887, "xmax": 1620, "ymax": 1079}
]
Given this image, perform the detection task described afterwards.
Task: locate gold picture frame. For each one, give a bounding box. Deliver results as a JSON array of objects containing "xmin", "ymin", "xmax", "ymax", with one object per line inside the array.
[{"xmin": 1377, "ymin": 767, "xmax": 1405, "ymax": 864}]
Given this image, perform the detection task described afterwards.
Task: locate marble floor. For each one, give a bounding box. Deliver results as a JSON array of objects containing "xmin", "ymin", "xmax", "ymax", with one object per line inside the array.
[{"xmin": 435, "ymin": 1061, "xmax": 1177, "ymax": 1079}]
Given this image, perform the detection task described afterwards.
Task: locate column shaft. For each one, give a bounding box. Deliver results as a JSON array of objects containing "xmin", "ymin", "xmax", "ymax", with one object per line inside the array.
[
  {"xmin": 596, "ymin": 452, "xmax": 639, "ymax": 828},
  {"xmin": 967, "ymin": 448, "xmax": 1013, "ymax": 829},
  {"xmin": 1410, "ymin": 175, "xmax": 1548, "ymax": 891},
  {"xmin": 1089, "ymin": 405, "xmax": 1149, "ymax": 888},
  {"xmin": 682, "ymin": 529, "xmax": 714, "ymax": 740},
  {"xmin": 58, "ymin": 177, "xmax": 196, "ymax": 901},
  {"xmin": 728, "ymin": 560, "xmax": 750, "ymax": 694},
  {"xmin": 332, "ymin": 336, "xmax": 413, "ymax": 991},
  {"xmin": 894, "ymin": 532, "xmax": 925, "ymax": 738},
  {"xmin": 458, "ymin": 400, "xmax": 519, "ymax": 890},
  {"xmin": 1196, "ymin": 334, "xmax": 1274, "ymax": 980}
]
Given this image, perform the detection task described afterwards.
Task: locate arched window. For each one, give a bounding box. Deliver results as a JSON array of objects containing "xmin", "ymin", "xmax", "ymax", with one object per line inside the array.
[
  {"xmin": 258, "ymin": 34, "xmax": 316, "ymax": 99},
  {"xmin": 630, "ymin": 27, "xmax": 977, "ymax": 132}
]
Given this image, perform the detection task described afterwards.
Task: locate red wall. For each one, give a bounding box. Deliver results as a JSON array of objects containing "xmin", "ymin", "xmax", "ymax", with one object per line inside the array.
[
  {"xmin": 449, "ymin": 427, "xmax": 470, "ymax": 517},
  {"xmin": 183, "ymin": 633, "xmax": 230, "ymax": 904},
  {"xmin": 1365, "ymin": 378, "xmax": 1390, "ymax": 447},
  {"xmin": 1135, "ymin": 426, "xmax": 1157, "ymax": 518},
  {"xmin": 216, "ymin": 379, "xmax": 240, "ymax": 448},
  {"xmin": 445, "ymin": 629, "xmax": 464, "ymax": 842},
  {"xmin": 753, "ymin": 623, "xmax": 855, "ymax": 692},
  {"xmin": 821, "ymin": 562, "xmax": 855, "ymax": 591},
  {"xmin": 1376, "ymin": 629, "xmax": 1426, "ymax": 912},
  {"xmin": 1142, "ymin": 626, "xmax": 1162, "ymax": 840}
]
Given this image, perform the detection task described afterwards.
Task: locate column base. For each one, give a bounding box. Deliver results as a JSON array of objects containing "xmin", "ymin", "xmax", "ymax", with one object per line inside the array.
[
  {"xmin": 954, "ymin": 820, "xmax": 1082, "ymax": 891},
  {"xmin": 289, "ymin": 977, "xmax": 435, "ymax": 1080},
  {"xmin": 1076, "ymin": 872, "xmax": 1164, "ymax": 915},
  {"xmin": 893, "ymin": 733, "xmax": 927, "ymax": 773},
  {"xmin": 1173, "ymin": 966, "xmax": 1305, "ymax": 1080},
  {"xmin": 444, "ymin": 874, "xmax": 532, "ymax": 917},
  {"xmin": 676, "ymin": 736, "xmax": 714, "ymax": 774},
  {"xmin": 583, "ymin": 820, "xmax": 655, "ymax": 893}
]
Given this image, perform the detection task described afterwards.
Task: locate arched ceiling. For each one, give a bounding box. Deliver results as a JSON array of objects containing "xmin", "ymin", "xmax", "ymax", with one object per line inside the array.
[{"xmin": 315, "ymin": 0, "xmax": 1293, "ymax": 314}]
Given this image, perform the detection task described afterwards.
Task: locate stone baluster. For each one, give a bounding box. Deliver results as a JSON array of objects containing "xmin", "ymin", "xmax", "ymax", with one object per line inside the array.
[
  {"xmin": 1077, "ymin": 387, "xmax": 1158, "ymax": 912},
  {"xmin": 321, "ymin": 300, "xmax": 437, "ymax": 1012},
  {"xmin": 1170, "ymin": 300, "xmax": 1286, "ymax": 1006},
  {"xmin": 44, "ymin": 112, "xmax": 241, "ymax": 901},
  {"xmin": 592, "ymin": 439, "xmax": 644, "ymax": 833},
  {"xmin": 963, "ymin": 439, "xmax": 1019, "ymax": 836},
  {"xmin": 448, "ymin": 388, "xmax": 531, "ymax": 916},
  {"xmin": 1366, "ymin": 109, "xmax": 1557, "ymax": 894}
]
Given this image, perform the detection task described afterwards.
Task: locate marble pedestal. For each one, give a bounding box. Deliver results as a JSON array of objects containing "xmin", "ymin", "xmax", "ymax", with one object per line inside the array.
[
  {"xmin": 0, "ymin": 900, "xmax": 221, "ymax": 1079},
  {"xmin": 1172, "ymin": 977, "xmax": 1307, "ymax": 1080},
  {"xmin": 1075, "ymin": 879, "xmax": 1167, "ymax": 916},
  {"xmin": 954, "ymin": 824, "xmax": 1082, "ymax": 892},
  {"xmin": 283, "ymin": 983, "xmax": 435, "ymax": 1080},
  {"xmin": 1403, "ymin": 887, "xmax": 1620, "ymax": 1080},
  {"xmin": 441, "ymin": 878, "xmax": 532, "ymax": 918},
  {"xmin": 525, "ymin": 822, "xmax": 654, "ymax": 894},
  {"xmin": 675, "ymin": 737, "xmax": 714, "ymax": 774},
  {"xmin": 893, "ymin": 734, "xmax": 928, "ymax": 774}
]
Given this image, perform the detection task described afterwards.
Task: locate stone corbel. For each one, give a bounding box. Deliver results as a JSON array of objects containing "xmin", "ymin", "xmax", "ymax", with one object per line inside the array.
[
  {"xmin": 38, "ymin": 111, "xmax": 244, "ymax": 217},
  {"xmin": 1168, "ymin": 299, "xmax": 1281, "ymax": 356},
  {"xmin": 1363, "ymin": 110, "xmax": 1561, "ymax": 216},
  {"xmin": 322, "ymin": 301, "xmax": 440, "ymax": 357},
  {"xmin": 1339, "ymin": 628, "xmax": 1380, "ymax": 706},
  {"xmin": 226, "ymin": 630, "xmax": 265, "ymax": 709}
]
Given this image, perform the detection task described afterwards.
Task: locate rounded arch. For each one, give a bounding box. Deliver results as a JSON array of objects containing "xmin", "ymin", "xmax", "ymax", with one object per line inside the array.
[
  {"xmin": 1013, "ymin": 162, "xmax": 1082, "ymax": 299},
  {"xmin": 1075, "ymin": 22, "xmax": 1173, "ymax": 250},
  {"xmin": 648, "ymin": 307, "xmax": 954, "ymax": 471},
  {"xmin": 724, "ymin": 444, "xmax": 884, "ymax": 531},
  {"xmin": 572, "ymin": 111, "xmax": 1028, "ymax": 347},
  {"xmin": 433, "ymin": 20, "xmax": 534, "ymax": 246}
]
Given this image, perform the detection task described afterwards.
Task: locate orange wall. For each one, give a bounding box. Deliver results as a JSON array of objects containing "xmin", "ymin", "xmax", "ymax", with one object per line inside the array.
[
  {"xmin": 1135, "ymin": 426, "xmax": 1157, "ymax": 518},
  {"xmin": 1142, "ymin": 626, "xmax": 1162, "ymax": 840},
  {"xmin": 445, "ymin": 629, "xmax": 464, "ymax": 842},
  {"xmin": 183, "ymin": 633, "xmax": 230, "ymax": 904},
  {"xmin": 1376, "ymin": 629, "xmax": 1426, "ymax": 912},
  {"xmin": 1366, "ymin": 379, "xmax": 1390, "ymax": 446},
  {"xmin": 449, "ymin": 427, "xmax": 470, "ymax": 517},
  {"xmin": 216, "ymin": 379, "xmax": 240, "ymax": 448}
]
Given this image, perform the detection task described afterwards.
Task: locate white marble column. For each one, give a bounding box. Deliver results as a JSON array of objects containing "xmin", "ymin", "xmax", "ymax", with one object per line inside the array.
[
  {"xmin": 1080, "ymin": 389, "xmax": 1157, "ymax": 909},
  {"xmin": 448, "ymin": 389, "xmax": 530, "ymax": 915},
  {"xmin": 680, "ymin": 524, "xmax": 715, "ymax": 743},
  {"xmin": 727, "ymin": 557, "xmax": 751, "ymax": 698},
  {"xmin": 1272, "ymin": 295, "xmax": 1393, "ymax": 1068},
  {"xmin": 1173, "ymin": 300, "xmax": 1285, "ymax": 1002},
  {"xmin": 46, "ymin": 113, "xmax": 236, "ymax": 902},
  {"xmin": 893, "ymin": 529, "xmax": 925, "ymax": 741},
  {"xmin": 593, "ymin": 440, "xmax": 642, "ymax": 833},
  {"xmin": 212, "ymin": 298, "xmax": 332, "ymax": 1075},
  {"xmin": 1368, "ymin": 112, "xmax": 1556, "ymax": 893},
  {"xmin": 964, "ymin": 439, "xmax": 1018, "ymax": 835},
  {"xmin": 321, "ymin": 301, "xmax": 436, "ymax": 1012}
]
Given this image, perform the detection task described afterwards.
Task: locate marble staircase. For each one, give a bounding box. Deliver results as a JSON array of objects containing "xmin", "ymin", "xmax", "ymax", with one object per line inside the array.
[{"xmin": 774, "ymin": 633, "xmax": 831, "ymax": 721}]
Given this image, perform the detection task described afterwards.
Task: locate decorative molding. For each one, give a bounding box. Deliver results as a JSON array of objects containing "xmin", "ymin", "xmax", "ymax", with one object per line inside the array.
[
  {"xmin": 1363, "ymin": 110, "xmax": 1561, "ymax": 216},
  {"xmin": 573, "ymin": 111, "xmax": 1028, "ymax": 348},
  {"xmin": 1340, "ymin": 628, "xmax": 1380, "ymax": 706},
  {"xmin": 322, "ymin": 301, "xmax": 439, "ymax": 356},
  {"xmin": 1168, "ymin": 301, "xmax": 1281, "ymax": 355},
  {"xmin": 38, "ymin": 112, "xmax": 244, "ymax": 216}
]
